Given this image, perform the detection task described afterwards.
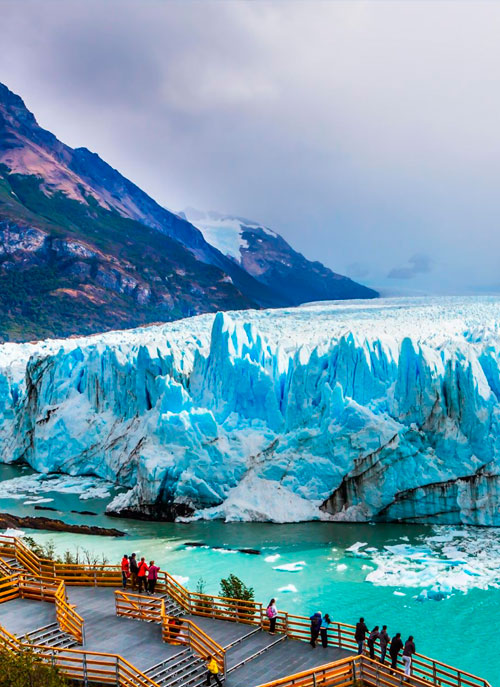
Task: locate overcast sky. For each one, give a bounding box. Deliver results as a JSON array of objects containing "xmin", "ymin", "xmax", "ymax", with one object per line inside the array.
[{"xmin": 1, "ymin": 0, "xmax": 500, "ymax": 294}]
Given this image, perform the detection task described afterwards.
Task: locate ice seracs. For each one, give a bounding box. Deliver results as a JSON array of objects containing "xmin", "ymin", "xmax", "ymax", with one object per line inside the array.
[{"xmin": 0, "ymin": 296, "xmax": 500, "ymax": 524}]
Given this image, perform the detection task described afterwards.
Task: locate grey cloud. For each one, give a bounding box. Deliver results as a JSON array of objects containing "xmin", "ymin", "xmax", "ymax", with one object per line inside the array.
[
  {"xmin": 0, "ymin": 1, "xmax": 500, "ymax": 294},
  {"xmin": 388, "ymin": 254, "xmax": 432, "ymax": 280}
]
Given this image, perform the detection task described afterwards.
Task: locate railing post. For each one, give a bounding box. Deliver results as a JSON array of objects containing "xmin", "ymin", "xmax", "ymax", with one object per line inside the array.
[
  {"xmin": 116, "ymin": 656, "xmax": 120, "ymax": 686},
  {"xmin": 82, "ymin": 652, "xmax": 88, "ymax": 687},
  {"xmin": 337, "ymin": 622, "xmax": 341, "ymax": 648}
]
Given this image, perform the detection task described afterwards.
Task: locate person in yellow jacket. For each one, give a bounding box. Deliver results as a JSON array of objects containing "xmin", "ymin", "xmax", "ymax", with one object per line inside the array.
[{"xmin": 205, "ymin": 655, "xmax": 223, "ymax": 686}]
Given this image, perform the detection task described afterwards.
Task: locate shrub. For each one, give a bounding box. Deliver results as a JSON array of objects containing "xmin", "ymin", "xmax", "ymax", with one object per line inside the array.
[
  {"xmin": 23, "ymin": 536, "xmax": 109, "ymax": 566},
  {"xmin": 0, "ymin": 647, "xmax": 67, "ymax": 687},
  {"xmin": 219, "ymin": 574, "xmax": 254, "ymax": 602}
]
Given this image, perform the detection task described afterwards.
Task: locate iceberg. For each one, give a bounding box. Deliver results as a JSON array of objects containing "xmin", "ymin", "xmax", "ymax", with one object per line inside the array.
[{"xmin": 0, "ymin": 296, "xmax": 499, "ymax": 524}]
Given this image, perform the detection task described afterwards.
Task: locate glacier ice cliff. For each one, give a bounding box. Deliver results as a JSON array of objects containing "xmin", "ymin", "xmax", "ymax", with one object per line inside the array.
[{"xmin": 0, "ymin": 296, "xmax": 499, "ymax": 524}]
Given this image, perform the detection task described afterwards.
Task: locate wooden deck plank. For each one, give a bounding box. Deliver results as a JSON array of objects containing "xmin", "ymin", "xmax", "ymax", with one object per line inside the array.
[
  {"xmin": 66, "ymin": 586, "xmax": 184, "ymax": 671},
  {"xmin": 0, "ymin": 597, "xmax": 56, "ymax": 636},
  {"xmin": 225, "ymin": 639, "xmax": 351, "ymax": 687}
]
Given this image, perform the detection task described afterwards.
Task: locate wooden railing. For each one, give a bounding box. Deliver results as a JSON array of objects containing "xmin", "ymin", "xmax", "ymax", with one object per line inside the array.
[
  {"xmin": 0, "ymin": 572, "xmax": 21, "ymax": 604},
  {"xmin": 0, "ymin": 534, "xmax": 491, "ymax": 687},
  {"xmin": 256, "ymin": 655, "xmax": 361, "ymax": 687},
  {"xmin": 114, "ymin": 590, "xmax": 226, "ymax": 676},
  {"xmin": 0, "ymin": 622, "xmax": 21, "ymax": 652},
  {"xmin": 0, "ymin": 629, "xmax": 161, "ymax": 687},
  {"xmin": 162, "ymin": 611, "xmax": 225, "ymax": 675},
  {"xmin": 55, "ymin": 579, "xmax": 84, "ymax": 644},
  {"xmin": 115, "ymin": 590, "xmax": 164, "ymax": 623}
]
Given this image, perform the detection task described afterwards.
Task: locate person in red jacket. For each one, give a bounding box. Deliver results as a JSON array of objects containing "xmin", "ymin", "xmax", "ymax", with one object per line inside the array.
[
  {"xmin": 137, "ymin": 557, "xmax": 149, "ymax": 594},
  {"xmin": 120, "ymin": 555, "xmax": 130, "ymax": 590}
]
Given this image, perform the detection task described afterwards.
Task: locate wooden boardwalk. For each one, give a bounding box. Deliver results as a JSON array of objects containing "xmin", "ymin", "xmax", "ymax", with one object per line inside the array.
[
  {"xmin": 0, "ymin": 586, "xmax": 350, "ymax": 686},
  {"xmin": 0, "ymin": 535, "xmax": 491, "ymax": 687}
]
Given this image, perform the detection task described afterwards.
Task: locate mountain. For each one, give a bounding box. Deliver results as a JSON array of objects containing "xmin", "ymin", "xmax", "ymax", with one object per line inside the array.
[
  {"xmin": 0, "ymin": 82, "xmax": 376, "ymax": 341},
  {"xmin": 0, "ymin": 296, "xmax": 498, "ymax": 525},
  {"xmin": 182, "ymin": 208, "xmax": 377, "ymax": 304}
]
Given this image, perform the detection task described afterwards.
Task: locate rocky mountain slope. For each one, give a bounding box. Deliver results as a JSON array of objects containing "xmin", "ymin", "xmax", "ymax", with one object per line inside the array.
[
  {"xmin": 0, "ymin": 82, "xmax": 376, "ymax": 341},
  {"xmin": 183, "ymin": 208, "xmax": 377, "ymax": 305},
  {"xmin": 0, "ymin": 296, "xmax": 498, "ymax": 525}
]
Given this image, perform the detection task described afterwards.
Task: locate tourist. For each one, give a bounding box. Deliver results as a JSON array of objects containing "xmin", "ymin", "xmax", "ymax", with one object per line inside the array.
[
  {"xmin": 148, "ymin": 560, "xmax": 160, "ymax": 594},
  {"xmin": 379, "ymin": 625, "xmax": 390, "ymax": 664},
  {"xmin": 389, "ymin": 632, "xmax": 403, "ymax": 671},
  {"xmin": 137, "ymin": 556, "xmax": 149, "ymax": 594},
  {"xmin": 310, "ymin": 611, "xmax": 322, "ymax": 648},
  {"xmin": 121, "ymin": 554, "xmax": 129, "ymax": 590},
  {"xmin": 266, "ymin": 598, "xmax": 278, "ymax": 635},
  {"xmin": 320, "ymin": 613, "xmax": 331, "ymax": 648},
  {"xmin": 129, "ymin": 553, "xmax": 138, "ymax": 591},
  {"xmin": 402, "ymin": 635, "xmax": 416, "ymax": 678},
  {"xmin": 355, "ymin": 617, "xmax": 369, "ymax": 655},
  {"xmin": 205, "ymin": 655, "xmax": 222, "ymax": 686},
  {"xmin": 367, "ymin": 625, "xmax": 380, "ymax": 660}
]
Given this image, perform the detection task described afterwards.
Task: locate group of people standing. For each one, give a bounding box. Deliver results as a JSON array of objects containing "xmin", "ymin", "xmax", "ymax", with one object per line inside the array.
[
  {"xmin": 121, "ymin": 553, "xmax": 160, "ymax": 594},
  {"xmin": 355, "ymin": 618, "xmax": 416, "ymax": 676}
]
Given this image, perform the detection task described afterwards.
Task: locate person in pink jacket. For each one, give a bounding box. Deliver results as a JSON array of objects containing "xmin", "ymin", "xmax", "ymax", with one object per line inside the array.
[{"xmin": 148, "ymin": 560, "xmax": 160, "ymax": 594}]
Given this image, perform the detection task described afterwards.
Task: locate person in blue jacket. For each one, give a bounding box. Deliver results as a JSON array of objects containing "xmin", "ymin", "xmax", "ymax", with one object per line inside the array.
[{"xmin": 320, "ymin": 613, "xmax": 331, "ymax": 648}]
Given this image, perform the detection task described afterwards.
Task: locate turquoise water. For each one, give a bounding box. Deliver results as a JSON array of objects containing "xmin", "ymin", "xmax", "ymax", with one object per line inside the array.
[{"xmin": 0, "ymin": 465, "xmax": 498, "ymax": 685}]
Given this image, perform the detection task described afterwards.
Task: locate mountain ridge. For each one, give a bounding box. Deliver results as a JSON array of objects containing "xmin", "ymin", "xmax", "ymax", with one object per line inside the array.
[{"xmin": 0, "ymin": 81, "xmax": 377, "ymax": 341}]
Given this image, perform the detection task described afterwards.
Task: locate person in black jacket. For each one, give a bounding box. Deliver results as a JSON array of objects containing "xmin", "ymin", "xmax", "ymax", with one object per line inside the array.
[
  {"xmin": 310, "ymin": 612, "xmax": 322, "ymax": 648},
  {"xmin": 355, "ymin": 617, "xmax": 369, "ymax": 655},
  {"xmin": 129, "ymin": 552, "xmax": 138, "ymax": 591},
  {"xmin": 389, "ymin": 632, "xmax": 403, "ymax": 671},
  {"xmin": 367, "ymin": 626, "xmax": 379, "ymax": 660}
]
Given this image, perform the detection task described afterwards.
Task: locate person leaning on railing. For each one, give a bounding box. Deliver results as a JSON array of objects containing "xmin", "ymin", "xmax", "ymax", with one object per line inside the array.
[
  {"xmin": 355, "ymin": 617, "xmax": 369, "ymax": 655},
  {"xmin": 389, "ymin": 633, "xmax": 403, "ymax": 671},
  {"xmin": 402, "ymin": 635, "xmax": 416, "ymax": 677}
]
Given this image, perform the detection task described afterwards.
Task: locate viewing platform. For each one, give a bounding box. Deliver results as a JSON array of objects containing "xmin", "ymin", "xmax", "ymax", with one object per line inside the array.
[{"xmin": 0, "ymin": 535, "xmax": 491, "ymax": 687}]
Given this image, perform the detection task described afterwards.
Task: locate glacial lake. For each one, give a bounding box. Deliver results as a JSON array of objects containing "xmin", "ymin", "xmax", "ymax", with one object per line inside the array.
[{"xmin": 0, "ymin": 464, "xmax": 498, "ymax": 685}]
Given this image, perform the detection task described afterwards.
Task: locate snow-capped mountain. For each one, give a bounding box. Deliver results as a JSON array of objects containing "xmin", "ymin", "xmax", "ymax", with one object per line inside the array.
[
  {"xmin": 1, "ymin": 296, "xmax": 499, "ymax": 525},
  {"xmin": 0, "ymin": 82, "xmax": 376, "ymax": 341},
  {"xmin": 182, "ymin": 208, "xmax": 377, "ymax": 305}
]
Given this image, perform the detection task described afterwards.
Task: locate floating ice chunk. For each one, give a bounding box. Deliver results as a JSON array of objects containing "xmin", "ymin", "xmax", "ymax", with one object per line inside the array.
[
  {"xmin": 172, "ymin": 575, "xmax": 189, "ymax": 586},
  {"xmin": 336, "ymin": 564, "xmax": 348, "ymax": 572},
  {"xmin": 273, "ymin": 561, "xmax": 307, "ymax": 572},
  {"xmin": 212, "ymin": 548, "xmax": 238, "ymax": 554},
  {"xmin": 345, "ymin": 542, "xmax": 367, "ymax": 554},
  {"xmin": 393, "ymin": 591, "xmax": 406, "ymax": 596},
  {"xmin": 278, "ymin": 584, "xmax": 297, "ymax": 593},
  {"xmin": 265, "ymin": 554, "xmax": 280, "ymax": 563},
  {"xmin": 23, "ymin": 498, "xmax": 54, "ymax": 505}
]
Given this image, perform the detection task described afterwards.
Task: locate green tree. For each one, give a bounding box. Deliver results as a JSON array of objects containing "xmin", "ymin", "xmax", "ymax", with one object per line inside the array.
[
  {"xmin": 219, "ymin": 573, "xmax": 254, "ymax": 601},
  {"xmin": 0, "ymin": 648, "xmax": 67, "ymax": 687}
]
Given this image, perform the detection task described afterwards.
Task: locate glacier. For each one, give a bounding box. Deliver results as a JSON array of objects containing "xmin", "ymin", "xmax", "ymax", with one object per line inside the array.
[{"xmin": 0, "ymin": 296, "xmax": 500, "ymax": 524}]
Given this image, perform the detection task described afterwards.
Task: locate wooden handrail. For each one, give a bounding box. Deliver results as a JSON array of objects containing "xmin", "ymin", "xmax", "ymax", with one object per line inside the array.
[
  {"xmin": 55, "ymin": 579, "xmax": 84, "ymax": 643},
  {"xmin": 256, "ymin": 654, "xmax": 361, "ymax": 687},
  {"xmin": 161, "ymin": 606, "xmax": 226, "ymax": 676},
  {"xmin": 0, "ymin": 631, "xmax": 162, "ymax": 687}
]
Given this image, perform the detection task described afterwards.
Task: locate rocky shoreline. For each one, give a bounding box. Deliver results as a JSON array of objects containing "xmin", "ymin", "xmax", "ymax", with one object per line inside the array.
[{"xmin": 0, "ymin": 512, "xmax": 125, "ymax": 537}]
